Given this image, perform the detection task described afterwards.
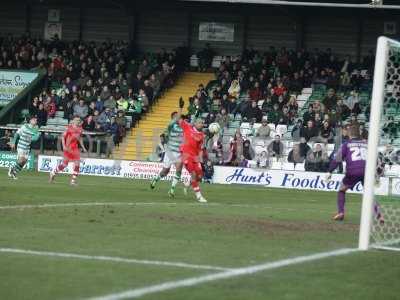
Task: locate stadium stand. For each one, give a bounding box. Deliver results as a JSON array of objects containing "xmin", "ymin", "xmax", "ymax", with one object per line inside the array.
[{"xmin": 0, "ymin": 34, "xmax": 184, "ymax": 156}]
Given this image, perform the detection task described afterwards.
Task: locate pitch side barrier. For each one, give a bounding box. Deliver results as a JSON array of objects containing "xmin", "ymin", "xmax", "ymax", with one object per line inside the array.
[{"xmin": 36, "ymin": 156, "xmax": 390, "ymax": 196}]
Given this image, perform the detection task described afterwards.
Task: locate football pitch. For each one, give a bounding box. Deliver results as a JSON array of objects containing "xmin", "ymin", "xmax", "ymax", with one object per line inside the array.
[{"xmin": 0, "ymin": 170, "xmax": 399, "ymax": 300}]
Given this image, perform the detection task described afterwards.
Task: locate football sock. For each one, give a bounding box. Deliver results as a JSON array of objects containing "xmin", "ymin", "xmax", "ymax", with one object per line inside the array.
[
  {"xmin": 71, "ymin": 164, "xmax": 79, "ymax": 180},
  {"xmin": 55, "ymin": 161, "xmax": 68, "ymax": 174},
  {"xmin": 13, "ymin": 162, "xmax": 24, "ymax": 174},
  {"xmin": 191, "ymin": 180, "xmax": 202, "ymax": 198},
  {"xmin": 171, "ymin": 171, "xmax": 181, "ymax": 188},
  {"xmin": 337, "ymin": 191, "xmax": 346, "ymax": 214}
]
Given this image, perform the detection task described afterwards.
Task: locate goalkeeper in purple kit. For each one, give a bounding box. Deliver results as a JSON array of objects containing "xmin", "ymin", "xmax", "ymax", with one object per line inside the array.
[{"xmin": 326, "ymin": 125, "xmax": 383, "ymax": 222}]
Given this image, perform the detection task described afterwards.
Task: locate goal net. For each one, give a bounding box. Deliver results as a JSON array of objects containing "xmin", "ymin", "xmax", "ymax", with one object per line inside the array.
[{"xmin": 359, "ymin": 37, "xmax": 400, "ymax": 251}]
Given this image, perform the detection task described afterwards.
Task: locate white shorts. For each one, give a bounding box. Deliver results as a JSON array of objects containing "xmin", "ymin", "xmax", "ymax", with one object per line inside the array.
[
  {"xmin": 163, "ymin": 150, "xmax": 181, "ymax": 169},
  {"xmin": 17, "ymin": 149, "xmax": 30, "ymax": 160}
]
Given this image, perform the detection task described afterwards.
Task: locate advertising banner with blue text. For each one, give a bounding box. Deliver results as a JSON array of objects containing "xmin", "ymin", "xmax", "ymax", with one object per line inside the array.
[{"xmin": 0, "ymin": 70, "xmax": 38, "ymax": 106}]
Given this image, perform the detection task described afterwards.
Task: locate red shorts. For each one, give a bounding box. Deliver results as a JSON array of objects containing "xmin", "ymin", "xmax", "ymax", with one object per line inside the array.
[
  {"xmin": 64, "ymin": 149, "xmax": 80, "ymax": 161},
  {"xmin": 183, "ymin": 158, "xmax": 203, "ymax": 178}
]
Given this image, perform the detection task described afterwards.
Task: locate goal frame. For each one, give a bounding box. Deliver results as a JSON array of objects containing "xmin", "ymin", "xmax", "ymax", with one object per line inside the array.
[{"xmin": 358, "ymin": 36, "xmax": 400, "ymax": 250}]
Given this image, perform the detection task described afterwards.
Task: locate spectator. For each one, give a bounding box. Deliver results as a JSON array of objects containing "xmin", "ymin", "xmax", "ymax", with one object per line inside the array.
[
  {"xmin": 97, "ymin": 107, "xmax": 114, "ymax": 127},
  {"xmin": 242, "ymin": 139, "xmax": 255, "ymax": 161},
  {"xmin": 301, "ymin": 120, "xmax": 319, "ymax": 142},
  {"xmin": 132, "ymin": 72, "xmax": 144, "ymax": 94},
  {"xmin": 29, "ymin": 97, "xmax": 40, "ymax": 115},
  {"xmin": 228, "ymin": 79, "xmax": 241, "ymax": 100},
  {"xmin": 129, "ymin": 95, "xmax": 143, "ymax": 125},
  {"xmin": 0, "ymin": 129, "xmax": 12, "ymax": 150},
  {"xmin": 117, "ymin": 96, "xmax": 129, "ymax": 112},
  {"xmin": 319, "ymin": 121, "xmax": 334, "ymax": 143},
  {"xmin": 95, "ymin": 96, "xmax": 104, "ymax": 112},
  {"xmin": 256, "ymin": 151, "xmax": 269, "ymax": 168},
  {"xmin": 291, "ymin": 119, "xmax": 303, "ymax": 141},
  {"xmin": 288, "ymin": 137, "xmax": 311, "ymax": 166},
  {"xmin": 256, "ymin": 118, "xmax": 271, "ymax": 139},
  {"xmin": 302, "ymin": 104, "xmax": 315, "ymax": 125},
  {"xmin": 138, "ymin": 59, "xmax": 151, "ymax": 77},
  {"xmin": 305, "ymin": 143, "xmax": 329, "ymax": 172},
  {"xmin": 149, "ymin": 74, "xmax": 161, "ymax": 95},
  {"xmin": 138, "ymin": 89, "xmax": 149, "ymax": 110},
  {"xmin": 322, "ymin": 89, "xmax": 338, "ymax": 112},
  {"xmin": 243, "ymin": 100, "xmax": 263, "ymax": 122},
  {"xmin": 116, "ymin": 110, "xmax": 127, "ymax": 134},
  {"xmin": 44, "ymin": 96, "xmax": 56, "ymax": 118},
  {"xmin": 267, "ymin": 135, "xmax": 284, "ymax": 160},
  {"xmin": 105, "ymin": 116, "xmax": 120, "ymax": 145},
  {"xmin": 104, "ymin": 96, "xmax": 117, "ymax": 110},
  {"xmin": 267, "ymin": 103, "xmax": 282, "ymax": 125},
  {"xmin": 143, "ymin": 80, "xmax": 154, "ymax": 104},
  {"xmin": 203, "ymin": 160, "xmax": 214, "ymax": 183},
  {"xmin": 100, "ymin": 86, "xmax": 111, "ymax": 101},
  {"xmin": 73, "ymin": 99, "xmax": 89, "ymax": 119},
  {"xmin": 215, "ymin": 108, "xmax": 229, "ymax": 130},
  {"xmin": 222, "ymin": 94, "xmax": 238, "ymax": 115},
  {"xmin": 153, "ymin": 134, "xmax": 166, "ymax": 162},
  {"xmin": 249, "ymin": 81, "xmax": 262, "ymax": 101},
  {"xmin": 226, "ymin": 130, "xmax": 244, "ymax": 166},
  {"xmin": 336, "ymin": 99, "xmax": 351, "ymax": 121},
  {"xmin": 88, "ymin": 101, "xmax": 96, "ymax": 116},
  {"xmin": 198, "ymin": 43, "xmax": 214, "ymax": 72},
  {"xmin": 83, "ymin": 115, "xmax": 96, "ymax": 131},
  {"xmin": 360, "ymin": 123, "xmax": 368, "ymax": 140},
  {"xmin": 37, "ymin": 103, "xmax": 48, "ymax": 127}
]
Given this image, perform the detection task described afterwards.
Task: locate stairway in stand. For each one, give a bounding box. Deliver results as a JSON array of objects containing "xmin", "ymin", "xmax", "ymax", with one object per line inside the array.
[{"xmin": 113, "ymin": 72, "xmax": 215, "ymax": 161}]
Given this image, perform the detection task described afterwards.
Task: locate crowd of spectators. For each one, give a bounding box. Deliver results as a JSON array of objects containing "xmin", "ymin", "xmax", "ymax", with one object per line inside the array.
[
  {"xmin": 188, "ymin": 45, "xmax": 375, "ymax": 171},
  {"xmin": 0, "ymin": 34, "xmax": 185, "ymax": 154}
]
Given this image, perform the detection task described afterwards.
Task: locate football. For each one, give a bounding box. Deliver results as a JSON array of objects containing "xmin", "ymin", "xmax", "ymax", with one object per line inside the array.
[{"xmin": 208, "ymin": 122, "xmax": 221, "ymax": 134}]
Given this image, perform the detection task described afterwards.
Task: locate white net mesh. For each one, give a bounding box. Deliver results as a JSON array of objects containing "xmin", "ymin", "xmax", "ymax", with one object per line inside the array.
[
  {"xmin": 371, "ymin": 204, "xmax": 400, "ymax": 250},
  {"xmin": 371, "ymin": 40, "xmax": 400, "ymax": 251}
]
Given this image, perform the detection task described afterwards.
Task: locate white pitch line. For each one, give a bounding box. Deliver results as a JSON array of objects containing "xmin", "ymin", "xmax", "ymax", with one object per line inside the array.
[
  {"xmin": 87, "ymin": 248, "xmax": 358, "ymax": 300},
  {"xmin": 0, "ymin": 201, "xmax": 333, "ymax": 214},
  {"xmin": 0, "ymin": 248, "xmax": 231, "ymax": 272}
]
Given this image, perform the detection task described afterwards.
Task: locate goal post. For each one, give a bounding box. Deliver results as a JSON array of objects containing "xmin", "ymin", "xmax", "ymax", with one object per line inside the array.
[{"xmin": 359, "ymin": 36, "xmax": 400, "ymax": 251}]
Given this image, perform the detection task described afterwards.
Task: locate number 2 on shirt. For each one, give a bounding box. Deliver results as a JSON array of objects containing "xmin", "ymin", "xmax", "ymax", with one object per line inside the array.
[{"xmin": 350, "ymin": 147, "xmax": 367, "ymax": 161}]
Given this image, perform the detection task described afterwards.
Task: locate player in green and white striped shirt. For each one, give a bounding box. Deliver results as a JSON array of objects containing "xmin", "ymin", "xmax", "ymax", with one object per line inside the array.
[
  {"xmin": 150, "ymin": 111, "xmax": 187, "ymax": 197},
  {"xmin": 8, "ymin": 115, "xmax": 40, "ymax": 179}
]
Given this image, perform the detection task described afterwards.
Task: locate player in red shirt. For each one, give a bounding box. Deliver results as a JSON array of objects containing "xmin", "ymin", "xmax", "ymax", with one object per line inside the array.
[
  {"xmin": 49, "ymin": 116, "xmax": 87, "ymax": 185},
  {"xmin": 178, "ymin": 98, "xmax": 207, "ymax": 203}
]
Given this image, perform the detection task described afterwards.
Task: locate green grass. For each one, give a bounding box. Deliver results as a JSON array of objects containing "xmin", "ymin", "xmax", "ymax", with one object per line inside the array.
[{"xmin": 0, "ymin": 170, "xmax": 399, "ymax": 300}]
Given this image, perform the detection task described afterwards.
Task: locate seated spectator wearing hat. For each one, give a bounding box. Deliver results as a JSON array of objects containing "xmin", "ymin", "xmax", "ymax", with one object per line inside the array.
[
  {"xmin": 305, "ymin": 143, "xmax": 329, "ymax": 172},
  {"xmin": 267, "ymin": 135, "xmax": 284, "ymax": 161},
  {"xmin": 256, "ymin": 118, "xmax": 271, "ymax": 139}
]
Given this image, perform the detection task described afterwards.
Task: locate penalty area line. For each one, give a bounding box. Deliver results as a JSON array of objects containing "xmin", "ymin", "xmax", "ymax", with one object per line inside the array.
[
  {"xmin": 86, "ymin": 248, "xmax": 358, "ymax": 300},
  {"xmin": 0, "ymin": 247, "xmax": 231, "ymax": 272}
]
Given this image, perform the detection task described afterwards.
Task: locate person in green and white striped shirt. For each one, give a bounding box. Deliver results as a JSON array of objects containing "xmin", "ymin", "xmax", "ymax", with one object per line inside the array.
[
  {"xmin": 8, "ymin": 116, "xmax": 40, "ymax": 180},
  {"xmin": 150, "ymin": 111, "xmax": 187, "ymax": 197}
]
